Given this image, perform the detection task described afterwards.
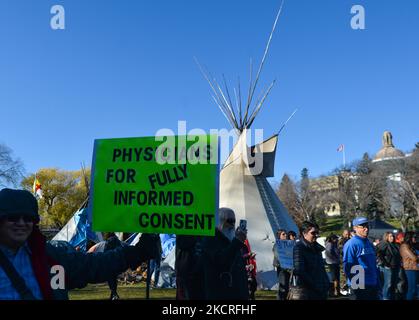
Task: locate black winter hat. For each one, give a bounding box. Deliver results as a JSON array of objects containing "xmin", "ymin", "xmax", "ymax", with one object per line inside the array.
[{"xmin": 0, "ymin": 188, "xmax": 40, "ymax": 223}]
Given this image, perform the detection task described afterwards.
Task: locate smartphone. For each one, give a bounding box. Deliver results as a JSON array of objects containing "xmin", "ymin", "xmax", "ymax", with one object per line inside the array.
[{"xmin": 239, "ymin": 219, "xmax": 247, "ymax": 231}]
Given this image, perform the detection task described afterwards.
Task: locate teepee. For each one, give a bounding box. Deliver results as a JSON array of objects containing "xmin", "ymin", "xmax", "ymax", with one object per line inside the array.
[
  {"xmin": 52, "ymin": 200, "xmax": 103, "ymax": 252},
  {"xmin": 198, "ymin": 1, "xmax": 298, "ymax": 288},
  {"xmin": 53, "ymin": 164, "xmax": 103, "ymax": 251}
]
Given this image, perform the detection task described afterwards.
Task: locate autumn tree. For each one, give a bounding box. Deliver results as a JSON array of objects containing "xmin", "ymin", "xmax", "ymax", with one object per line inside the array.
[
  {"xmin": 21, "ymin": 168, "xmax": 90, "ymax": 228},
  {"xmin": 0, "ymin": 143, "xmax": 24, "ymax": 187}
]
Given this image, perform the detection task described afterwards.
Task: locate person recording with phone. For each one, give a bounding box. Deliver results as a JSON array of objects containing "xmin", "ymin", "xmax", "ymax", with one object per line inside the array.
[
  {"xmin": 240, "ymin": 219, "xmax": 257, "ymax": 300},
  {"xmin": 202, "ymin": 207, "xmax": 249, "ymax": 300}
]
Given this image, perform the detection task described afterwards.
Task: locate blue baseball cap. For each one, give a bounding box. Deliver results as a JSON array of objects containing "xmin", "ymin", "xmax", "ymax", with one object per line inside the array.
[{"xmin": 352, "ymin": 216, "xmax": 369, "ymax": 226}]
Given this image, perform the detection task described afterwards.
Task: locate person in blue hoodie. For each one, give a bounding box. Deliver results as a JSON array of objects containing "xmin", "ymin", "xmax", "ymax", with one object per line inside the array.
[{"xmin": 343, "ymin": 217, "xmax": 381, "ymax": 300}]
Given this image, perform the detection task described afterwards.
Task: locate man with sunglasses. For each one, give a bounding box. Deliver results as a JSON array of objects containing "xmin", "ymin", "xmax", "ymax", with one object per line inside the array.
[
  {"xmin": 202, "ymin": 207, "xmax": 249, "ymax": 300},
  {"xmin": 343, "ymin": 217, "xmax": 381, "ymax": 300},
  {"xmin": 0, "ymin": 188, "xmax": 160, "ymax": 300}
]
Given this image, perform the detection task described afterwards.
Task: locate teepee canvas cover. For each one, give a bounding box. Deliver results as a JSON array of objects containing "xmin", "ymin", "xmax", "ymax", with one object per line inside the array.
[
  {"xmin": 219, "ymin": 131, "xmax": 298, "ymax": 288},
  {"xmin": 52, "ymin": 206, "xmax": 102, "ymax": 252},
  {"xmin": 198, "ymin": 1, "xmax": 297, "ymax": 288}
]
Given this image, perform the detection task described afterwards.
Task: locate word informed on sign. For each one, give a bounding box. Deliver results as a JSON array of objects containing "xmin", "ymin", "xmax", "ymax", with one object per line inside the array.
[{"xmin": 90, "ymin": 135, "xmax": 219, "ymax": 236}]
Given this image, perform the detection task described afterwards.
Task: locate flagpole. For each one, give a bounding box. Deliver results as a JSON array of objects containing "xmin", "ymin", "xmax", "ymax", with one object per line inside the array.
[
  {"xmin": 146, "ymin": 259, "xmax": 151, "ymax": 299},
  {"xmin": 343, "ymin": 147, "xmax": 346, "ymax": 168},
  {"xmin": 33, "ymin": 173, "xmax": 36, "ymax": 196}
]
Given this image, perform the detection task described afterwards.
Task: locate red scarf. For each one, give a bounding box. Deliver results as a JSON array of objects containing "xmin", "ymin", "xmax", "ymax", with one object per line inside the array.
[{"xmin": 27, "ymin": 227, "xmax": 55, "ymax": 300}]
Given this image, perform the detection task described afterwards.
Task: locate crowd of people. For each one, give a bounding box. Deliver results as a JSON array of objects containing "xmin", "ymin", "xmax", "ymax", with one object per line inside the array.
[
  {"xmin": 276, "ymin": 217, "xmax": 418, "ymax": 300},
  {"xmin": 0, "ymin": 188, "xmax": 418, "ymax": 300}
]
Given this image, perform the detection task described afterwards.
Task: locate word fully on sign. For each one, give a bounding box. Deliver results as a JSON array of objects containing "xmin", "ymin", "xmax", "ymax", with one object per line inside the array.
[{"xmin": 89, "ymin": 135, "xmax": 219, "ymax": 236}]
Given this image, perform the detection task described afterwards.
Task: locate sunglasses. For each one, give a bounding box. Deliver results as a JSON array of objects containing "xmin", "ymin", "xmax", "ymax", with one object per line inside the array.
[
  {"xmin": 225, "ymin": 218, "xmax": 236, "ymax": 225},
  {"xmin": 309, "ymin": 231, "xmax": 319, "ymax": 236},
  {"xmin": 357, "ymin": 223, "xmax": 369, "ymax": 229},
  {"xmin": 3, "ymin": 215, "xmax": 36, "ymax": 223}
]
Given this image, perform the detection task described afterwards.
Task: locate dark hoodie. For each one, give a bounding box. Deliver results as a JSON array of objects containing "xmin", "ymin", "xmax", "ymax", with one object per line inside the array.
[
  {"xmin": 202, "ymin": 229, "xmax": 249, "ymax": 300},
  {"xmin": 293, "ymin": 238, "xmax": 330, "ymax": 299}
]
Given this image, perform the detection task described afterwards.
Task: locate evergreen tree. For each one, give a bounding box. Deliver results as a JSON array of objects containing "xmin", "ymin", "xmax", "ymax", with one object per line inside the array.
[
  {"xmin": 356, "ymin": 152, "xmax": 372, "ymax": 175},
  {"xmin": 300, "ymin": 168, "xmax": 309, "ymax": 197}
]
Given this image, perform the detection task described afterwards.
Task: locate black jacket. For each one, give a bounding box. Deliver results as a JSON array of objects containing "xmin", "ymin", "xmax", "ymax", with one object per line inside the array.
[
  {"xmin": 293, "ymin": 239, "xmax": 330, "ymax": 299},
  {"xmin": 202, "ymin": 230, "xmax": 249, "ymax": 300},
  {"xmin": 376, "ymin": 241, "xmax": 401, "ymax": 268},
  {"xmin": 175, "ymin": 235, "xmax": 205, "ymax": 300}
]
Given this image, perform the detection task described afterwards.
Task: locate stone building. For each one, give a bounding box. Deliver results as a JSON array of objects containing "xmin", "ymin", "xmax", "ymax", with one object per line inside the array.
[{"xmin": 311, "ymin": 131, "xmax": 411, "ymax": 217}]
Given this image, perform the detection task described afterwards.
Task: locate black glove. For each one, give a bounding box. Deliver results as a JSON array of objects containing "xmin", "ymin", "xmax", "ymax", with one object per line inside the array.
[
  {"xmin": 124, "ymin": 233, "xmax": 160, "ymax": 270},
  {"xmin": 135, "ymin": 233, "xmax": 160, "ymax": 260}
]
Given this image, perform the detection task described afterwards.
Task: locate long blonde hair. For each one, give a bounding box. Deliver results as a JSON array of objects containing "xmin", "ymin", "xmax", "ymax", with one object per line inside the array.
[{"xmin": 382, "ymin": 232, "xmax": 394, "ymax": 243}]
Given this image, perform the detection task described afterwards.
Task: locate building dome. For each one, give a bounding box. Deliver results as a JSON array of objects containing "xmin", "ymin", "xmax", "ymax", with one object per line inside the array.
[{"xmin": 374, "ymin": 131, "xmax": 405, "ymax": 161}]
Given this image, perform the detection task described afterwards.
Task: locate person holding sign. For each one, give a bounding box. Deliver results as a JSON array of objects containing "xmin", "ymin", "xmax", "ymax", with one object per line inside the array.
[
  {"xmin": 275, "ymin": 230, "xmax": 295, "ymax": 300},
  {"xmin": 104, "ymin": 233, "xmax": 123, "ymax": 300},
  {"xmin": 0, "ymin": 188, "xmax": 160, "ymax": 300},
  {"xmin": 273, "ymin": 229, "xmax": 290, "ymax": 300},
  {"xmin": 175, "ymin": 235, "xmax": 205, "ymax": 300},
  {"xmin": 202, "ymin": 207, "xmax": 249, "ymax": 300}
]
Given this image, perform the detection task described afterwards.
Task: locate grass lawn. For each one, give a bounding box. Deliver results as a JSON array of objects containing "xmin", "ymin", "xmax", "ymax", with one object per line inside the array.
[
  {"xmin": 69, "ymin": 283, "xmax": 278, "ymax": 300},
  {"xmin": 69, "ymin": 283, "xmax": 349, "ymax": 300},
  {"xmin": 384, "ymin": 218, "xmax": 402, "ymax": 229},
  {"xmin": 319, "ymin": 216, "xmax": 402, "ymax": 237},
  {"xmin": 320, "ymin": 217, "xmax": 346, "ymax": 237}
]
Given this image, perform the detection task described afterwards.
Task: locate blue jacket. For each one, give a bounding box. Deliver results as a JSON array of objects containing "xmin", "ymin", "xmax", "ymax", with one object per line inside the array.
[
  {"xmin": 343, "ymin": 235, "xmax": 380, "ymax": 287},
  {"xmin": 0, "ymin": 228, "xmax": 158, "ymax": 300}
]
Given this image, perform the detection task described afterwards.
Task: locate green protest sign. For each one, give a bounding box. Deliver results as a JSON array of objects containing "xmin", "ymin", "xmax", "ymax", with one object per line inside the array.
[{"xmin": 89, "ymin": 135, "xmax": 219, "ymax": 236}]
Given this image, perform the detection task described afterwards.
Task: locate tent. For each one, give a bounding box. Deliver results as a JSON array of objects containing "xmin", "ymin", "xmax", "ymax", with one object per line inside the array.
[
  {"xmin": 156, "ymin": 234, "xmax": 176, "ymax": 288},
  {"xmin": 219, "ymin": 132, "xmax": 298, "ymax": 288},
  {"xmin": 367, "ymin": 218, "xmax": 398, "ymax": 241},
  {"xmin": 52, "ymin": 165, "xmax": 102, "ymax": 252},
  {"xmin": 198, "ymin": 1, "xmax": 298, "ymax": 289},
  {"xmin": 52, "ymin": 205, "xmax": 103, "ymax": 252},
  {"xmin": 124, "ymin": 233, "xmax": 177, "ymax": 288}
]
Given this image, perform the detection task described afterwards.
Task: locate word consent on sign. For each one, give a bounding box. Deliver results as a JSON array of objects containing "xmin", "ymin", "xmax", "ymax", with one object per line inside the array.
[{"xmin": 90, "ymin": 135, "xmax": 219, "ymax": 236}]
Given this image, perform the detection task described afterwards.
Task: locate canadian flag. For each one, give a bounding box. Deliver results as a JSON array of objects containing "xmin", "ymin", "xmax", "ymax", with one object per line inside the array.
[
  {"xmin": 337, "ymin": 144, "xmax": 345, "ymax": 152},
  {"xmin": 32, "ymin": 177, "xmax": 43, "ymax": 199}
]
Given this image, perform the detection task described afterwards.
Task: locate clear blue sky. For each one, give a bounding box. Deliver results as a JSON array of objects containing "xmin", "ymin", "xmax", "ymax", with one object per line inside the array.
[{"xmin": 1, "ymin": 0, "xmax": 418, "ymax": 184}]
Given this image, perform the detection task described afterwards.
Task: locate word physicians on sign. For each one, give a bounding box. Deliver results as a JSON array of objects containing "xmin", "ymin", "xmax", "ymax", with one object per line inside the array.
[
  {"xmin": 89, "ymin": 135, "xmax": 219, "ymax": 236},
  {"xmin": 276, "ymin": 240, "xmax": 295, "ymax": 270}
]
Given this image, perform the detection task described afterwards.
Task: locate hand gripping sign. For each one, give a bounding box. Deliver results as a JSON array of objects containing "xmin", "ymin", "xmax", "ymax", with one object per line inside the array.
[{"xmin": 89, "ymin": 135, "xmax": 219, "ymax": 236}]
